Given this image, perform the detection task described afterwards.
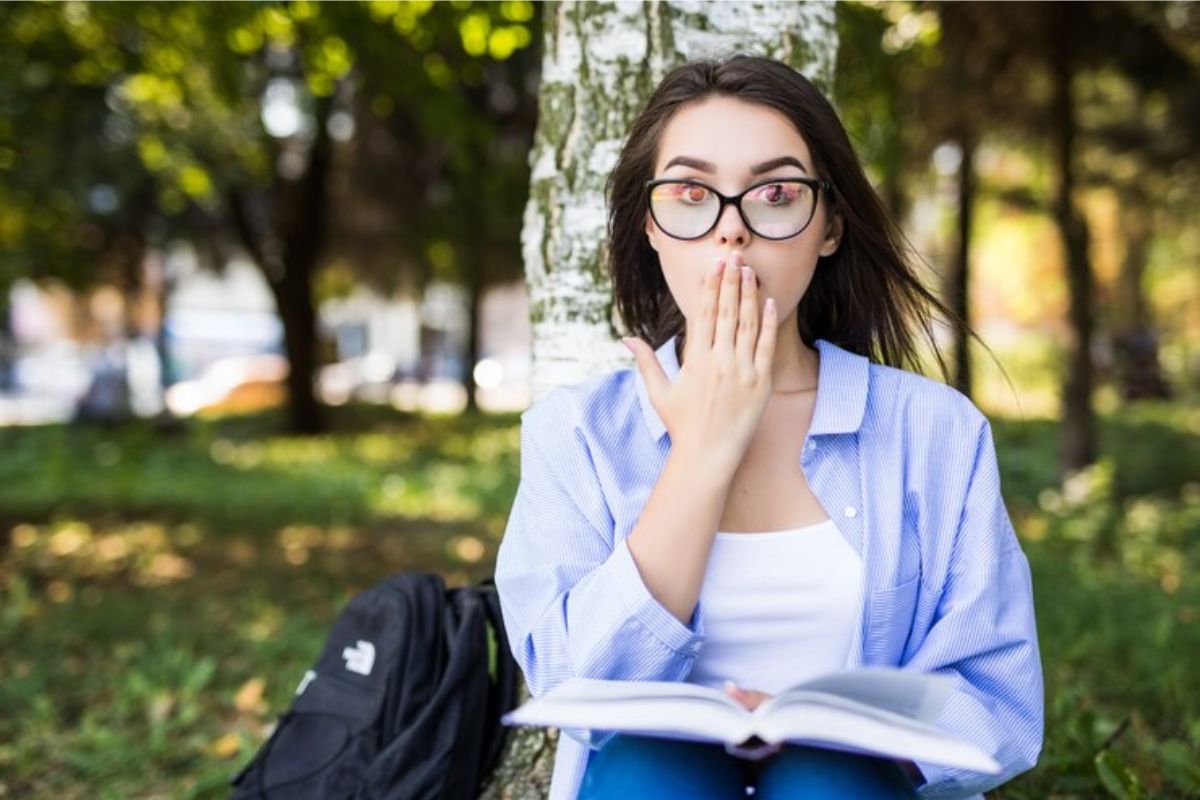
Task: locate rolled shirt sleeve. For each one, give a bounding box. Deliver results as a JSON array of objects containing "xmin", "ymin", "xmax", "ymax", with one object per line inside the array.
[
  {"xmin": 905, "ymin": 418, "xmax": 1045, "ymax": 798},
  {"xmin": 494, "ymin": 402, "xmax": 706, "ymax": 749}
]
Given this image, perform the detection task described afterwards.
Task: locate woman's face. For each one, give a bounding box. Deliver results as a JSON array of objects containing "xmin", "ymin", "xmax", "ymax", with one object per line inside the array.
[{"xmin": 645, "ymin": 95, "xmax": 841, "ymax": 331}]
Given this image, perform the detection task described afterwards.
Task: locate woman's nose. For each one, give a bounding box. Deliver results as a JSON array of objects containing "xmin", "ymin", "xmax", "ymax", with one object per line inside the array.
[{"xmin": 714, "ymin": 202, "xmax": 750, "ymax": 247}]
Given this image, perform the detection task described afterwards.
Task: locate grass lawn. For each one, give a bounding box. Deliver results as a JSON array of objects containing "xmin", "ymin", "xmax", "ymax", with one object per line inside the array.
[{"xmin": 1, "ymin": 401, "xmax": 1198, "ymax": 798}]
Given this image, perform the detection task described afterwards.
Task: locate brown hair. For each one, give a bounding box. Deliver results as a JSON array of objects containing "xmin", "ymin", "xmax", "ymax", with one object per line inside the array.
[{"xmin": 606, "ymin": 53, "xmax": 986, "ymax": 382}]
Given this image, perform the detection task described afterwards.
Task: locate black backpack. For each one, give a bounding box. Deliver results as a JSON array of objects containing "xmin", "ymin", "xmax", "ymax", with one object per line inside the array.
[{"xmin": 230, "ymin": 572, "xmax": 519, "ymax": 799}]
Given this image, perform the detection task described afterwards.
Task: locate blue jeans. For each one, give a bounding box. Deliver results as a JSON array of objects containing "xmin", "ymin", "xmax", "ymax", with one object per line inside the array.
[{"xmin": 578, "ymin": 734, "xmax": 920, "ymax": 799}]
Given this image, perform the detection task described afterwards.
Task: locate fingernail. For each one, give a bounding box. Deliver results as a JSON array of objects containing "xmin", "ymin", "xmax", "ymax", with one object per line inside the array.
[
  {"xmin": 741, "ymin": 266, "xmax": 751, "ymax": 283},
  {"xmin": 724, "ymin": 679, "xmax": 738, "ymax": 692},
  {"xmin": 766, "ymin": 298, "xmax": 776, "ymax": 315},
  {"xmin": 712, "ymin": 259, "xmax": 725, "ymax": 276},
  {"xmin": 621, "ymin": 337, "xmax": 635, "ymax": 353}
]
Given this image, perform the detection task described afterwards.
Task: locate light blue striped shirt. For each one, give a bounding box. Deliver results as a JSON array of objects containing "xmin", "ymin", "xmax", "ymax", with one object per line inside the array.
[{"xmin": 495, "ymin": 334, "xmax": 1044, "ymax": 800}]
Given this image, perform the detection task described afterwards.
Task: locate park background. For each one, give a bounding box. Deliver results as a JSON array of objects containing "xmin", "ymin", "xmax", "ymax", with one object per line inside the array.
[{"xmin": 0, "ymin": 1, "xmax": 1197, "ymax": 797}]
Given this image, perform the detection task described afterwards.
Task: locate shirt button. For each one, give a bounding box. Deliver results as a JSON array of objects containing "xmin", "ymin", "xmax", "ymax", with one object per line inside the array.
[
  {"xmin": 805, "ymin": 439, "xmax": 817, "ymax": 450},
  {"xmin": 843, "ymin": 506, "xmax": 858, "ymax": 518}
]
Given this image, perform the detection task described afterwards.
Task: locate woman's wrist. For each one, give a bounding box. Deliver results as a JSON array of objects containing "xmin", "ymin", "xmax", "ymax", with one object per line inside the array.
[{"xmin": 666, "ymin": 440, "xmax": 740, "ymax": 489}]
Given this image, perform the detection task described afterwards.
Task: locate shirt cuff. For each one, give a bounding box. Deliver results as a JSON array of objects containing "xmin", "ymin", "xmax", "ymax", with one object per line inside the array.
[
  {"xmin": 607, "ymin": 536, "xmax": 706, "ymax": 656},
  {"xmin": 907, "ymin": 760, "xmax": 929, "ymax": 789},
  {"xmin": 913, "ymin": 761, "xmax": 970, "ymax": 799}
]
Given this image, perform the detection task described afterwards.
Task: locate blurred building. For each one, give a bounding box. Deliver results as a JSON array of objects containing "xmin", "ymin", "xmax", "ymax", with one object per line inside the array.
[{"xmin": 0, "ymin": 246, "xmax": 532, "ymax": 424}]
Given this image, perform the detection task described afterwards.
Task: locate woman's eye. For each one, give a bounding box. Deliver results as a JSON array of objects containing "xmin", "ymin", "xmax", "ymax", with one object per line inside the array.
[
  {"xmin": 756, "ymin": 183, "xmax": 796, "ymax": 205},
  {"xmin": 678, "ymin": 185, "xmax": 710, "ymax": 204}
]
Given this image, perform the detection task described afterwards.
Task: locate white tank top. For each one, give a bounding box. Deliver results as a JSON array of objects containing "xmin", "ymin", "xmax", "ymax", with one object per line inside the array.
[{"xmin": 685, "ymin": 518, "xmax": 865, "ymax": 695}]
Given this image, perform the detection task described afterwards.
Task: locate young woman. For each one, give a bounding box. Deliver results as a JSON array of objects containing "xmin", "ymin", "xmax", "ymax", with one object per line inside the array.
[{"xmin": 495, "ymin": 55, "xmax": 1043, "ymax": 800}]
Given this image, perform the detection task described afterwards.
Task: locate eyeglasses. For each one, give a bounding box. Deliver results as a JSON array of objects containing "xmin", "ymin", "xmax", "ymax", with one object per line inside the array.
[{"xmin": 645, "ymin": 176, "xmax": 832, "ymax": 241}]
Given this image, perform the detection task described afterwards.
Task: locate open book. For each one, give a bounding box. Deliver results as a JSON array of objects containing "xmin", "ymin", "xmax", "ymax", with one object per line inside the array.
[{"xmin": 502, "ymin": 668, "xmax": 1000, "ymax": 773}]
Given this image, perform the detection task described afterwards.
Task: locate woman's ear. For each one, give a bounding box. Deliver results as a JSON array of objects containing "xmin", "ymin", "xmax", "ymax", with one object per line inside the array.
[
  {"xmin": 645, "ymin": 211, "xmax": 660, "ymax": 253},
  {"xmin": 819, "ymin": 207, "xmax": 843, "ymax": 257}
]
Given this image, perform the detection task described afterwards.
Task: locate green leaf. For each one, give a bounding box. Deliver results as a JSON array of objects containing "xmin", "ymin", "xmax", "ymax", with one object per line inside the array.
[
  {"xmin": 486, "ymin": 621, "xmax": 498, "ymax": 684},
  {"xmin": 1156, "ymin": 739, "xmax": 1200, "ymax": 793},
  {"xmin": 1095, "ymin": 750, "xmax": 1142, "ymax": 800}
]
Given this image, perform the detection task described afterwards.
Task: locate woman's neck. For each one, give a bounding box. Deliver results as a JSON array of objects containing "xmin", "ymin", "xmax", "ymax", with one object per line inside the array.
[{"xmin": 767, "ymin": 311, "xmax": 819, "ymax": 393}]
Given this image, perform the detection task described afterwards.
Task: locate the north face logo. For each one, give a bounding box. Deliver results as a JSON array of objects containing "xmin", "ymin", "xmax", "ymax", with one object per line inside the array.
[{"xmin": 342, "ymin": 640, "xmax": 376, "ymax": 676}]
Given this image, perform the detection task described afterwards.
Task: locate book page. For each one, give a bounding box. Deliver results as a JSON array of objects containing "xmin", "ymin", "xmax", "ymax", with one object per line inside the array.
[
  {"xmin": 499, "ymin": 670, "xmax": 997, "ymax": 772},
  {"xmin": 761, "ymin": 668, "xmax": 954, "ymax": 724},
  {"xmin": 503, "ymin": 683, "xmax": 756, "ymax": 745},
  {"xmin": 754, "ymin": 702, "xmax": 1000, "ymax": 774},
  {"xmin": 532, "ymin": 677, "xmax": 746, "ymax": 710}
]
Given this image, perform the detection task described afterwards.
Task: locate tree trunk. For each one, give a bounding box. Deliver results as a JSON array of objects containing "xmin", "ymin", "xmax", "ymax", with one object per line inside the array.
[
  {"xmin": 1113, "ymin": 200, "xmax": 1171, "ymax": 402},
  {"xmin": 0, "ymin": 300, "xmax": 15, "ymax": 393},
  {"xmin": 270, "ymin": 254, "xmax": 323, "ymax": 433},
  {"xmin": 464, "ymin": 264, "xmax": 483, "ymax": 414},
  {"xmin": 1051, "ymin": 11, "xmax": 1096, "ymax": 476},
  {"xmin": 949, "ymin": 130, "xmax": 975, "ymax": 398},
  {"xmin": 494, "ymin": 2, "xmax": 838, "ymax": 795},
  {"xmin": 230, "ymin": 95, "xmax": 334, "ymax": 435},
  {"xmin": 880, "ymin": 161, "xmax": 908, "ymax": 225},
  {"xmin": 938, "ymin": 2, "xmax": 980, "ymax": 401}
]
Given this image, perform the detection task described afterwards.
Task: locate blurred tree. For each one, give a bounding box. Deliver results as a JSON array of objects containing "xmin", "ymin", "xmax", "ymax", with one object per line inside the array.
[
  {"xmin": 915, "ymin": 3, "xmax": 1041, "ymax": 401},
  {"xmin": 837, "ymin": 2, "xmax": 1023, "ymax": 400},
  {"xmin": 1073, "ymin": 10, "xmax": 1199, "ymax": 404},
  {"xmin": 836, "ymin": 2, "xmax": 1034, "ymax": 399},
  {"xmin": 0, "ymin": 1, "xmax": 539, "ymax": 432},
  {"xmin": 0, "ymin": 2, "xmax": 190, "ymax": 396},
  {"xmin": 127, "ymin": 2, "xmax": 539, "ymax": 431},
  {"xmin": 1037, "ymin": 1, "xmax": 1196, "ymax": 473},
  {"xmin": 838, "ymin": 1, "xmax": 1198, "ymax": 475},
  {"xmin": 834, "ymin": 3, "xmax": 927, "ymax": 225},
  {"xmin": 317, "ymin": 2, "xmax": 540, "ymax": 412}
]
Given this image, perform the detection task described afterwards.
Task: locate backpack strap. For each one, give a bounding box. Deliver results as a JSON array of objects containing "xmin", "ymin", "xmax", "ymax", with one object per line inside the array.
[{"xmin": 478, "ymin": 580, "xmax": 519, "ymax": 776}]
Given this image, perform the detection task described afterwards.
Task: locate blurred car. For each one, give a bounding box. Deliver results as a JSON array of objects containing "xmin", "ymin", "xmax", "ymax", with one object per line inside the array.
[
  {"xmin": 164, "ymin": 353, "xmax": 289, "ymax": 417},
  {"xmin": 317, "ymin": 351, "xmax": 398, "ymax": 405}
]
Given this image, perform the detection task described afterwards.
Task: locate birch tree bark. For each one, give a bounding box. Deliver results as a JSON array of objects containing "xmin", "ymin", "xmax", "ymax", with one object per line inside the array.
[
  {"xmin": 521, "ymin": 0, "xmax": 837, "ymax": 404},
  {"xmin": 481, "ymin": 5, "xmax": 838, "ymax": 798}
]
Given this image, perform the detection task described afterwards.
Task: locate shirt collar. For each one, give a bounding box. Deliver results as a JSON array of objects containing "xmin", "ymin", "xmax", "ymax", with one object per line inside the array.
[{"xmin": 633, "ymin": 334, "xmax": 870, "ymax": 442}]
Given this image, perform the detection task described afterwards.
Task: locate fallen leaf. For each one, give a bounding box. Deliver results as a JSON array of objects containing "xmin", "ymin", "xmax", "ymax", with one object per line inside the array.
[
  {"xmin": 210, "ymin": 732, "xmax": 241, "ymax": 759},
  {"xmin": 234, "ymin": 677, "xmax": 266, "ymax": 714}
]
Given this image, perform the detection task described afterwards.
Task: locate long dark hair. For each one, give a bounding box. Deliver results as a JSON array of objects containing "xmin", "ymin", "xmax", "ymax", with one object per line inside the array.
[{"xmin": 606, "ymin": 54, "xmax": 989, "ymax": 383}]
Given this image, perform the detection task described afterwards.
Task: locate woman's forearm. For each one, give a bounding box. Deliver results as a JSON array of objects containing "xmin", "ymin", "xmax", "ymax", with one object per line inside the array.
[{"xmin": 624, "ymin": 442, "xmax": 736, "ymax": 625}]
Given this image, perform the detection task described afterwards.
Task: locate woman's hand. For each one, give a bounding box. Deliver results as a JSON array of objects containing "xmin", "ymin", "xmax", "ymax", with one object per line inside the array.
[
  {"xmin": 724, "ymin": 680, "xmax": 783, "ymax": 762},
  {"xmin": 723, "ymin": 679, "xmax": 773, "ymax": 711},
  {"xmin": 623, "ymin": 250, "xmax": 777, "ymax": 475}
]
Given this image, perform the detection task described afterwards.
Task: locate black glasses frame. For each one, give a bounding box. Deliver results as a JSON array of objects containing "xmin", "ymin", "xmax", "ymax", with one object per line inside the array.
[{"xmin": 644, "ymin": 176, "xmax": 833, "ymax": 241}]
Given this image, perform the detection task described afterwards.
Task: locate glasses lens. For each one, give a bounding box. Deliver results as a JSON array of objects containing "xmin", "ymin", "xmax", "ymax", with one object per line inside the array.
[
  {"xmin": 649, "ymin": 182, "xmax": 719, "ymax": 239},
  {"xmin": 742, "ymin": 181, "xmax": 816, "ymax": 239},
  {"xmin": 650, "ymin": 181, "xmax": 817, "ymax": 239}
]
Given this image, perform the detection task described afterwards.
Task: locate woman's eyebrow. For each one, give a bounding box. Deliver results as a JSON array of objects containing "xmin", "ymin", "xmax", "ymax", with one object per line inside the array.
[{"xmin": 662, "ymin": 155, "xmax": 810, "ymax": 175}]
